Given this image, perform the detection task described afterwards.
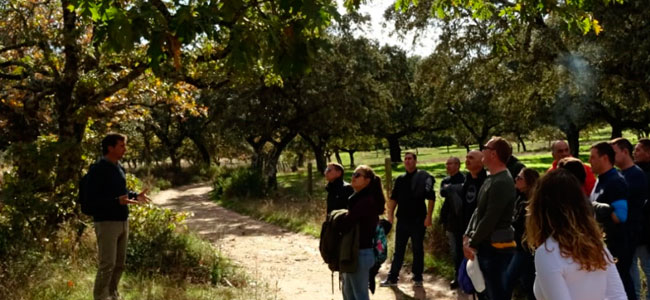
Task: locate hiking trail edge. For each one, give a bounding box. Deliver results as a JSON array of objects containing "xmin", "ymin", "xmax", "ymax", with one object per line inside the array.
[{"xmin": 153, "ymin": 183, "xmax": 470, "ymax": 300}]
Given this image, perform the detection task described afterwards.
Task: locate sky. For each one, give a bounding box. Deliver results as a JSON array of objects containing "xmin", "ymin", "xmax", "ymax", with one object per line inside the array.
[{"xmin": 336, "ymin": 0, "xmax": 440, "ymax": 57}]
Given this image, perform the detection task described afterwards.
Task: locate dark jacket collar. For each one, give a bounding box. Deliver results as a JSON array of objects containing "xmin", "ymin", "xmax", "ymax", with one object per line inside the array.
[
  {"xmin": 637, "ymin": 161, "xmax": 650, "ymax": 172},
  {"xmin": 326, "ymin": 177, "xmax": 345, "ymax": 191}
]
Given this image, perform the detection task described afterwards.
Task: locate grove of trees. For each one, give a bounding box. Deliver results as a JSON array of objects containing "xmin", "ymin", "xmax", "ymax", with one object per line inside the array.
[{"xmin": 2, "ymin": 0, "xmax": 649, "ymax": 248}]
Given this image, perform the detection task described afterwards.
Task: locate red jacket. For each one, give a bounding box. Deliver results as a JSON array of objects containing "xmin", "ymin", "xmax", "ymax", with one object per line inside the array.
[{"xmin": 548, "ymin": 159, "xmax": 596, "ymax": 196}]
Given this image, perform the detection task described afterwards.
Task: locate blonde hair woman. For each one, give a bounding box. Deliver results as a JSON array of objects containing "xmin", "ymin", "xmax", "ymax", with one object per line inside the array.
[{"xmin": 526, "ymin": 169, "xmax": 626, "ymax": 300}]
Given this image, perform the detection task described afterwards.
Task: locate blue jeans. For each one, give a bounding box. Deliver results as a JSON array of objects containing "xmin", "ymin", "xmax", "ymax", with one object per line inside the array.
[
  {"xmin": 631, "ymin": 245, "xmax": 650, "ymax": 300},
  {"xmin": 387, "ymin": 220, "xmax": 425, "ymax": 282},
  {"xmin": 447, "ymin": 231, "xmax": 463, "ymax": 280},
  {"xmin": 477, "ymin": 244, "xmax": 514, "ymax": 300},
  {"xmin": 342, "ymin": 248, "xmax": 375, "ymax": 300},
  {"xmin": 505, "ymin": 249, "xmax": 535, "ymax": 300}
]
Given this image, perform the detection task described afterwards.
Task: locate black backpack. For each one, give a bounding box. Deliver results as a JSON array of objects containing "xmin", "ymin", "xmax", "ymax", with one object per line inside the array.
[
  {"xmin": 79, "ymin": 163, "xmax": 98, "ymax": 216},
  {"xmin": 319, "ymin": 216, "xmax": 342, "ymax": 272}
]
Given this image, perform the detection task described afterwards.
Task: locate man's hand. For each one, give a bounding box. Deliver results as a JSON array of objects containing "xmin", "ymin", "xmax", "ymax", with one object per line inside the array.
[
  {"xmin": 424, "ymin": 214, "xmax": 432, "ymax": 227},
  {"xmin": 136, "ymin": 188, "xmax": 151, "ymax": 204},
  {"xmin": 463, "ymin": 236, "xmax": 476, "ymax": 260},
  {"xmin": 118, "ymin": 194, "xmax": 138, "ymax": 205},
  {"xmin": 387, "ymin": 214, "xmax": 394, "ymax": 224}
]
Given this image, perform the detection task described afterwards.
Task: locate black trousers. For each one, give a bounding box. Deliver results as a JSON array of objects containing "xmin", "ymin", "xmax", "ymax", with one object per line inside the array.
[{"xmin": 387, "ymin": 220, "xmax": 426, "ymax": 282}]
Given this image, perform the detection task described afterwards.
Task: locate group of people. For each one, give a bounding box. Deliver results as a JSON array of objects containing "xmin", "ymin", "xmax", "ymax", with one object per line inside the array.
[{"xmin": 326, "ymin": 136, "xmax": 650, "ymax": 300}]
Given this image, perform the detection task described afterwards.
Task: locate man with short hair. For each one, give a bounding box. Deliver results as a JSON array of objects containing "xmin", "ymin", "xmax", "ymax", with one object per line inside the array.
[
  {"xmin": 324, "ymin": 162, "xmax": 354, "ymax": 216},
  {"xmin": 548, "ymin": 140, "xmax": 596, "ymax": 195},
  {"xmin": 590, "ymin": 141, "xmax": 636, "ymax": 300},
  {"xmin": 381, "ymin": 152, "xmax": 435, "ymax": 287},
  {"xmin": 438, "ymin": 156, "xmax": 465, "ymax": 289},
  {"xmin": 463, "ymin": 137, "xmax": 517, "ymax": 300},
  {"xmin": 89, "ymin": 133, "xmax": 150, "ymax": 300},
  {"xmin": 629, "ymin": 138, "xmax": 650, "ymax": 300},
  {"xmin": 460, "ymin": 151, "xmax": 487, "ymax": 236},
  {"xmin": 634, "ymin": 139, "xmax": 650, "ymax": 181}
]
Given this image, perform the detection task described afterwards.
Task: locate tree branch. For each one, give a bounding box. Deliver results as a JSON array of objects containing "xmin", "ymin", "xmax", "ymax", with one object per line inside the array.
[
  {"xmin": 0, "ymin": 42, "xmax": 37, "ymax": 54},
  {"xmin": 88, "ymin": 64, "xmax": 148, "ymax": 104}
]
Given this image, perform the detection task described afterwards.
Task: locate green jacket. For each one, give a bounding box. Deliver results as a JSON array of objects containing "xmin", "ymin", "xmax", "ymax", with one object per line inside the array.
[{"xmin": 331, "ymin": 209, "xmax": 360, "ymax": 273}]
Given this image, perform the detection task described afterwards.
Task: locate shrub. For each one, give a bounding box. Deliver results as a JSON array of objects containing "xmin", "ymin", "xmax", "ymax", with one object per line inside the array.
[
  {"xmin": 212, "ymin": 167, "xmax": 266, "ymax": 200},
  {"xmin": 132, "ymin": 164, "xmax": 220, "ymax": 188},
  {"xmin": 127, "ymin": 204, "xmax": 236, "ymax": 285}
]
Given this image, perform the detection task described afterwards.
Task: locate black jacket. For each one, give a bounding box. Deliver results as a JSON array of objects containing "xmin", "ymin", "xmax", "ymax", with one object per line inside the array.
[
  {"xmin": 390, "ymin": 169, "xmax": 436, "ymax": 222},
  {"xmin": 512, "ymin": 193, "xmax": 529, "ymax": 251},
  {"xmin": 88, "ymin": 158, "xmax": 137, "ymax": 222},
  {"xmin": 325, "ymin": 177, "xmax": 354, "ymax": 215},
  {"xmin": 636, "ymin": 162, "xmax": 650, "ymax": 245},
  {"xmin": 460, "ymin": 169, "xmax": 488, "ymax": 233},
  {"xmin": 439, "ymin": 172, "xmax": 466, "ymax": 233}
]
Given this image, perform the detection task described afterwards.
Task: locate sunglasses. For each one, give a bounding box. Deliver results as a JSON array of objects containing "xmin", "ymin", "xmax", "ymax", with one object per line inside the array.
[{"xmin": 352, "ymin": 172, "xmax": 366, "ymax": 178}]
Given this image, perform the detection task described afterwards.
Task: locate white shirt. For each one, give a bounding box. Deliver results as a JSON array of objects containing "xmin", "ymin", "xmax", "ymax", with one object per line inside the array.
[{"xmin": 534, "ymin": 238, "xmax": 627, "ymax": 300}]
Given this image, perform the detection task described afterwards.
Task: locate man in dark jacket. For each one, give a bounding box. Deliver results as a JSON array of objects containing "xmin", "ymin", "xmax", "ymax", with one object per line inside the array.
[
  {"xmin": 590, "ymin": 141, "xmax": 636, "ymax": 300},
  {"xmin": 381, "ymin": 152, "xmax": 435, "ymax": 287},
  {"xmin": 324, "ymin": 162, "xmax": 354, "ymax": 216},
  {"xmin": 89, "ymin": 133, "xmax": 150, "ymax": 300},
  {"xmin": 438, "ymin": 156, "xmax": 465, "ymax": 288},
  {"xmin": 631, "ymin": 138, "xmax": 650, "ymax": 300}
]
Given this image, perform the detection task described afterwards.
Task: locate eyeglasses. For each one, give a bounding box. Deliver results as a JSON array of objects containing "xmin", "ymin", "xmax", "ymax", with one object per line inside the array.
[
  {"xmin": 515, "ymin": 175, "xmax": 523, "ymax": 181},
  {"xmin": 352, "ymin": 172, "xmax": 365, "ymax": 178}
]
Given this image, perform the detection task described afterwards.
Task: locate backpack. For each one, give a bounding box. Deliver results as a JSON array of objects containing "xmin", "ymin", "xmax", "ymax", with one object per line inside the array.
[
  {"xmin": 458, "ymin": 258, "xmax": 476, "ymax": 294},
  {"xmin": 319, "ymin": 214, "xmax": 342, "ymax": 272},
  {"xmin": 372, "ymin": 222, "xmax": 389, "ymax": 265},
  {"xmin": 79, "ymin": 163, "xmax": 98, "ymax": 216}
]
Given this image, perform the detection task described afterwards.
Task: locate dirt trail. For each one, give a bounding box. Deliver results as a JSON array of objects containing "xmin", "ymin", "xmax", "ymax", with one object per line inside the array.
[{"xmin": 153, "ymin": 183, "xmax": 470, "ymax": 300}]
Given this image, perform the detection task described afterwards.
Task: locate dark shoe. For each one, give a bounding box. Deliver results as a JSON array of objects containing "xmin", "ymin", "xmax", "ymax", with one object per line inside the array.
[
  {"xmin": 413, "ymin": 280, "xmax": 423, "ymax": 287},
  {"xmin": 449, "ymin": 280, "xmax": 458, "ymax": 289},
  {"xmin": 380, "ymin": 278, "xmax": 398, "ymax": 287}
]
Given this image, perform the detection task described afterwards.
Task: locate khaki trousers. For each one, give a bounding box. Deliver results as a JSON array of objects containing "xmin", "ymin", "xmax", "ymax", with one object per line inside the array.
[{"xmin": 93, "ymin": 221, "xmax": 128, "ymax": 300}]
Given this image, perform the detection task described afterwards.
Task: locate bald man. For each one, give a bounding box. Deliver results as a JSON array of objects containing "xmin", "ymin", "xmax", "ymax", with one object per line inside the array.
[
  {"xmin": 548, "ymin": 140, "xmax": 597, "ymax": 195},
  {"xmin": 446, "ymin": 150, "xmax": 488, "ymax": 290}
]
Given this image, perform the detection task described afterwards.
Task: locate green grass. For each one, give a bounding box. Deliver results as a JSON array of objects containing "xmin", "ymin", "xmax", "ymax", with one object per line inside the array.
[
  {"xmin": 1, "ymin": 223, "xmax": 275, "ymax": 300},
  {"xmin": 214, "ymin": 128, "xmax": 644, "ymax": 282}
]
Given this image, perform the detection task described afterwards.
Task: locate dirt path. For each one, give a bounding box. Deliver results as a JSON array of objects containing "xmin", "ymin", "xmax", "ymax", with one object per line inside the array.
[{"xmin": 153, "ymin": 183, "xmax": 470, "ymax": 300}]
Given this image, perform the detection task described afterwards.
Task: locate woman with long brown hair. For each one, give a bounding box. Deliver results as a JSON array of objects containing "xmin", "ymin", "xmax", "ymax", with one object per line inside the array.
[{"xmin": 526, "ymin": 168, "xmax": 626, "ymax": 300}]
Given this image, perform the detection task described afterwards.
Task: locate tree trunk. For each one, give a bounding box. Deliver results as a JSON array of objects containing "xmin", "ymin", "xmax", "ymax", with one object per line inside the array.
[
  {"xmin": 563, "ymin": 124, "xmax": 581, "ymax": 158},
  {"xmin": 297, "ymin": 152, "xmax": 305, "ymax": 168},
  {"xmin": 334, "ymin": 149, "xmax": 343, "ymax": 165},
  {"xmin": 189, "ymin": 135, "xmax": 211, "ymax": 165},
  {"xmin": 348, "ymin": 150, "xmax": 356, "ymax": 169},
  {"xmin": 248, "ymin": 133, "xmax": 296, "ymax": 190},
  {"xmin": 170, "ymin": 152, "xmax": 181, "ymax": 171},
  {"xmin": 387, "ymin": 135, "xmax": 402, "ymax": 163},
  {"xmin": 313, "ymin": 148, "xmax": 327, "ymax": 174},
  {"xmin": 517, "ymin": 135, "xmax": 527, "ymax": 152},
  {"xmin": 610, "ymin": 123, "xmax": 623, "ymax": 139},
  {"xmin": 300, "ymin": 133, "xmax": 328, "ymax": 174},
  {"xmin": 464, "ymin": 144, "xmax": 470, "ymax": 152}
]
